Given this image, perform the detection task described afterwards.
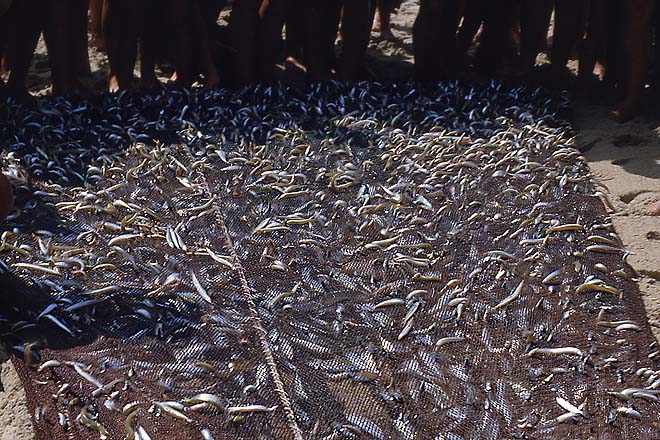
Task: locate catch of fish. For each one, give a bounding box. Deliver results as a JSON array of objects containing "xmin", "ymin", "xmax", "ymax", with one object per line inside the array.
[{"xmin": 0, "ymin": 81, "xmax": 659, "ymax": 439}]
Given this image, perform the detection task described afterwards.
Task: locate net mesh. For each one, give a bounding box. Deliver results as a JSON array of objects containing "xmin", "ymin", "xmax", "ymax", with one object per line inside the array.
[{"xmin": 1, "ymin": 81, "xmax": 659, "ymax": 440}]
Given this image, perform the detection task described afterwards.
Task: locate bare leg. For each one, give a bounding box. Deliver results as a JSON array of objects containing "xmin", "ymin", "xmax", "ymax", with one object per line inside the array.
[
  {"xmin": 165, "ymin": 0, "xmax": 221, "ymax": 88},
  {"xmin": 608, "ymin": 0, "xmax": 654, "ymax": 122},
  {"xmin": 456, "ymin": 0, "xmax": 485, "ymax": 57},
  {"xmin": 601, "ymin": 0, "xmax": 623, "ymax": 89},
  {"xmin": 43, "ymin": 0, "xmax": 90, "ymax": 95},
  {"xmin": 551, "ymin": 0, "xmax": 586, "ymax": 71},
  {"xmin": 577, "ymin": 0, "xmax": 608, "ymax": 86},
  {"xmin": 226, "ymin": 0, "xmax": 261, "ymax": 85},
  {"xmin": 414, "ymin": 0, "xmax": 460, "ymax": 81},
  {"xmin": 380, "ymin": 7, "xmax": 395, "ymax": 40},
  {"xmin": 89, "ymin": 0, "xmax": 105, "ymax": 50},
  {"xmin": 477, "ymin": 0, "xmax": 517, "ymax": 75},
  {"xmin": 518, "ymin": 0, "xmax": 552, "ymax": 72},
  {"xmin": 73, "ymin": 0, "xmax": 91, "ymax": 77},
  {"xmin": 167, "ymin": 0, "xmax": 195, "ymax": 87},
  {"xmin": 193, "ymin": 0, "xmax": 220, "ymax": 88},
  {"xmin": 339, "ymin": 0, "xmax": 374, "ymax": 80},
  {"xmin": 256, "ymin": 0, "xmax": 289, "ymax": 83},
  {"xmin": 306, "ymin": 0, "xmax": 341, "ymax": 81},
  {"xmin": 138, "ymin": 0, "xmax": 160, "ymax": 88},
  {"xmin": 284, "ymin": 0, "xmax": 306, "ymax": 69},
  {"xmin": 372, "ymin": 1, "xmax": 382, "ymax": 31},
  {"xmin": 440, "ymin": 0, "xmax": 461, "ymax": 77},
  {"xmin": 5, "ymin": 0, "xmax": 44, "ymax": 101},
  {"xmin": 103, "ymin": 0, "xmax": 138, "ymax": 91},
  {"xmin": 43, "ymin": 1, "xmax": 72, "ymax": 94},
  {"xmin": 203, "ymin": 0, "xmax": 228, "ymax": 83},
  {"xmin": 373, "ymin": 0, "xmax": 397, "ymax": 40}
]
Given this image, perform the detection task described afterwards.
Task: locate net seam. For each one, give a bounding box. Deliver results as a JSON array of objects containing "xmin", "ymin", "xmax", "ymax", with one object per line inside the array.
[{"xmin": 186, "ymin": 145, "xmax": 304, "ymax": 440}]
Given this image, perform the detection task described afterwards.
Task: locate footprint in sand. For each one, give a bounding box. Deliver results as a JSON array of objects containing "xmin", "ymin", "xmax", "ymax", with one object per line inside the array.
[
  {"xmin": 613, "ymin": 133, "xmax": 646, "ymax": 148},
  {"xmin": 619, "ymin": 190, "xmax": 650, "ymax": 204},
  {"xmin": 646, "ymin": 231, "xmax": 660, "ymax": 240}
]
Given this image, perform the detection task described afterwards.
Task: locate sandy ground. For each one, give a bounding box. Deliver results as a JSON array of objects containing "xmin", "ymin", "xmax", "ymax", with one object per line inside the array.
[
  {"xmin": 575, "ymin": 106, "xmax": 660, "ymax": 334},
  {"xmin": 0, "ymin": 362, "xmax": 32, "ymax": 440},
  {"xmin": 2, "ymin": 1, "xmax": 660, "ymax": 439}
]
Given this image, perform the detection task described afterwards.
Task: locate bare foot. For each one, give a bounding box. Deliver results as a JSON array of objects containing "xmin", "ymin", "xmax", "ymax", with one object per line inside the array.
[
  {"xmin": 108, "ymin": 75, "xmax": 120, "ymax": 93},
  {"xmin": 593, "ymin": 62, "xmax": 605, "ymax": 81},
  {"xmin": 286, "ymin": 56, "xmax": 307, "ymax": 73},
  {"xmin": 372, "ymin": 8, "xmax": 382, "ymax": 33},
  {"xmin": 171, "ymin": 71, "xmax": 193, "ymax": 88},
  {"xmin": 647, "ymin": 200, "xmax": 660, "ymax": 216},
  {"xmin": 608, "ymin": 102, "xmax": 641, "ymax": 123}
]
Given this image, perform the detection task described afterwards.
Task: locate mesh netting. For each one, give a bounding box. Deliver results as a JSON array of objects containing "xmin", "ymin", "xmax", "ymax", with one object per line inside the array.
[{"xmin": 1, "ymin": 82, "xmax": 659, "ymax": 440}]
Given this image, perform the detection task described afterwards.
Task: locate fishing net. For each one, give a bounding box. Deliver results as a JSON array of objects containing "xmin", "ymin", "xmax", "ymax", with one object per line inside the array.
[{"xmin": 0, "ymin": 81, "xmax": 659, "ymax": 440}]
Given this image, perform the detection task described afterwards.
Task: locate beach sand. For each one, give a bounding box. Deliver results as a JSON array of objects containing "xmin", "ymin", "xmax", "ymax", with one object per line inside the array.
[
  {"xmin": 2, "ymin": 2, "xmax": 659, "ymax": 438},
  {"xmin": 575, "ymin": 105, "xmax": 660, "ymax": 334},
  {"xmin": 0, "ymin": 362, "xmax": 32, "ymax": 440}
]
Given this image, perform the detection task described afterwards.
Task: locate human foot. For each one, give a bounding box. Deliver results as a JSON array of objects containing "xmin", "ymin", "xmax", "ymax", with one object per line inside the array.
[
  {"xmin": 108, "ymin": 74, "xmax": 120, "ymax": 93},
  {"xmin": 608, "ymin": 102, "xmax": 641, "ymax": 123},
  {"xmin": 646, "ymin": 200, "xmax": 660, "ymax": 216}
]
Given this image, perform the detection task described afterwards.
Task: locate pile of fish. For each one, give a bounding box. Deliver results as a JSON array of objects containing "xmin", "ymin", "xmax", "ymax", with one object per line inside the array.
[{"xmin": 0, "ymin": 81, "xmax": 659, "ymax": 440}]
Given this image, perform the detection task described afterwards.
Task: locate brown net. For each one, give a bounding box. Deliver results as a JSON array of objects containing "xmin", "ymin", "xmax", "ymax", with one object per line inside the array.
[{"xmin": 0, "ymin": 82, "xmax": 659, "ymax": 440}]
